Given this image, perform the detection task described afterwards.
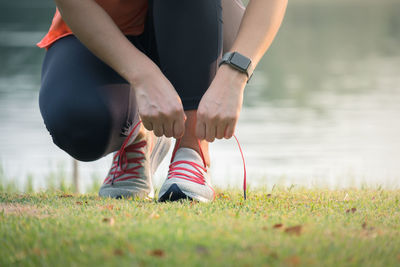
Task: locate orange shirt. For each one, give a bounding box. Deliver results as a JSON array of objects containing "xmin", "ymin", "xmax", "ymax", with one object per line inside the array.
[{"xmin": 37, "ymin": 0, "xmax": 148, "ymax": 49}]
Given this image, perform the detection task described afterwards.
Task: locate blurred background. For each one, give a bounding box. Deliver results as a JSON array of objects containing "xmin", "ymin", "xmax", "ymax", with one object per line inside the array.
[{"xmin": 0, "ymin": 0, "xmax": 399, "ymax": 192}]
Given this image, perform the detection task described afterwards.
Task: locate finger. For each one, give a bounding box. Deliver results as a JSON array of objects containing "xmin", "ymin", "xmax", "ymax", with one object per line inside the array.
[
  {"xmin": 224, "ymin": 120, "xmax": 237, "ymax": 139},
  {"xmin": 153, "ymin": 122, "xmax": 164, "ymax": 137},
  {"xmin": 162, "ymin": 121, "xmax": 174, "ymax": 138},
  {"xmin": 195, "ymin": 119, "xmax": 206, "ymax": 140},
  {"xmin": 173, "ymin": 114, "xmax": 185, "ymax": 138},
  {"xmin": 205, "ymin": 121, "xmax": 216, "ymax": 142},
  {"xmin": 142, "ymin": 120, "xmax": 153, "ymax": 131},
  {"xmin": 216, "ymin": 122, "xmax": 227, "ymax": 139}
]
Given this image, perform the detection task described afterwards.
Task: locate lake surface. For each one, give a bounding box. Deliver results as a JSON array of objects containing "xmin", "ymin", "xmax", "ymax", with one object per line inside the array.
[{"xmin": 0, "ymin": 1, "xmax": 399, "ymax": 191}]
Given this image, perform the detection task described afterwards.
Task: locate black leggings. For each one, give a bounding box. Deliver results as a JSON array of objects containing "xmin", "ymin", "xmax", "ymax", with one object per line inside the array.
[{"xmin": 39, "ymin": 0, "xmax": 223, "ymax": 161}]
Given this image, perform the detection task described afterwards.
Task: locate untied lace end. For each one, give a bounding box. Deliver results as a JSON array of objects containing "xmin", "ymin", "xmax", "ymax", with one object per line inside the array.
[{"xmin": 233, "ymin": 134, "xmax": 247, "ymax": 200}]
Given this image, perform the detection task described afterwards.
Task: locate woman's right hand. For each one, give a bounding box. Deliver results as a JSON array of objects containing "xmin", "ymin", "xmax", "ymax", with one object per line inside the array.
[
  {"xmin": 54, "ymin": 0, "xmax": 186, "ymax": 139},
  {"xmin": 132, "ymin": 68, "xmax": 186, "ymax": 139}
]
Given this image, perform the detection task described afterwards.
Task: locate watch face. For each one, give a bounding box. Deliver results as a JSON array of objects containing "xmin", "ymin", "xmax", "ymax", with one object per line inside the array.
[{"xmin": 230, "ymin": 53, "xmax": 251, "ymax": 71}]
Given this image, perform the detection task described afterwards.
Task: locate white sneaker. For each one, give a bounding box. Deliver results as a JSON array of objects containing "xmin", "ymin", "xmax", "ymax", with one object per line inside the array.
[
  {"xmin": 99, "ymin": 129, "xmax": 171, "ymax": 199},
  {"xmin": 158, "ymin": 145, "xmax": 215, "ymax": 202}
]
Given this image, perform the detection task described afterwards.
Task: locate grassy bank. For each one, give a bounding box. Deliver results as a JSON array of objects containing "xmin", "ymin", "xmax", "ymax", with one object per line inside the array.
[{"xmin": 1, "ymin": 189, "xmax": 400, "ymax": 266}]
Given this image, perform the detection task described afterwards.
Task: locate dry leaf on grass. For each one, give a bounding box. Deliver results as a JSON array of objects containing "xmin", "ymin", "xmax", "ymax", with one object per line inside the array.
[
  {"xmin": 149, "ymin": 249, "xmax": 165, "ymax": 258},
  {"xmin": 114, "ymin": 249, "xmax": 124, "ymax": 256},
  {"xmin": 284, "ymin": 225, "xmax": 302, "ymax": 236},
  {"xmin": 235, "ymin": 201, "xmax": 244, "ymax": 206},
  {"xmin": 102, "ymin": 217, "xmax": 115, "ymax": 226},
  {"xmin": 362, "ymin": 222, "xmax": 367, "ymax": 229},
  {"xmin": 273, "ymin": 223, "xmax": 283, "ymax": 229},
  {"xmin": 216, "ymin": 192, "xmax": 230, "ymax": 200},
  {"xmin": 346, "ymin": 207, "xmax": 357, "ymax": 213},
  {"xmin": 60, "ymin": 194, "xmax": 73, "ymax": 198},
  {"xmin": 101, "ymin": 205, "xmax": 114, "ymax": 211}
]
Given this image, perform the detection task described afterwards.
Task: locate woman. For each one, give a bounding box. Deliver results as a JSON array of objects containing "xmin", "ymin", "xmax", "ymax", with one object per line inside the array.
[{"xmin": 38, "ymin": 0, "xmax": 287, "ymax": 202}]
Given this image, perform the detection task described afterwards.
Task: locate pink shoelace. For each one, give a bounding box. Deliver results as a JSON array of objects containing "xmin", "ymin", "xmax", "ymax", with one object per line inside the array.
[
  {"xmin": 167, "ymin": 133, "xmax": 247, "ymax": 200},
  {"xmin": 104, "ymin": 120, "xmax": 247, "ymax": 199},
  {"xmin": 103, "ymin": 120, "xmax": 144, "ymax": 185},
  {"xmin": 167, "ymin": 138, "xmax": 207, "ymax": 185}
]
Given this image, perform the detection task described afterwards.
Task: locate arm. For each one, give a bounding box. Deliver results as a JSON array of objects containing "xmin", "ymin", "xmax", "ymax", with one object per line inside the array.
[
  {"xmin": 222, "ymin": 0, "xmax": 246, "ymax": 54},
  {"xmin": 196, "ymin": 0, "xmax": 288, "ymax": 142},
  {"xmin": 55, "ymin": 0, "xmax": 186, "ymax": 138}
]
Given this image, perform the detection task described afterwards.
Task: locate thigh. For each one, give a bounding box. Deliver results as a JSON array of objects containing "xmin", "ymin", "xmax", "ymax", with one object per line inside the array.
[{"xmin": 39, "ymin": 36, "xmax": 139, "ymax": 159}]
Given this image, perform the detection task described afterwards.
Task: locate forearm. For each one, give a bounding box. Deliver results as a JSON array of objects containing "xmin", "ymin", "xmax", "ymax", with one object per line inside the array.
[
  {"xmin": 55, "ymin": 0, "xmax": 157, "ymax": 86},
  {"xmin": 229, "ymin": 0, "xmax": 288, "ymax": 69},
  {"xmin": 197, "ymin": 0, "xmax": 288, "ymax": 140}
]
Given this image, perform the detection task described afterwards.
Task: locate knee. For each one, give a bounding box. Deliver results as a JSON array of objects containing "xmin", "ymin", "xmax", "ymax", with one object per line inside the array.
[{"xmin": 39, "ymin": 90, "xmax": 112, "ymax": 162}]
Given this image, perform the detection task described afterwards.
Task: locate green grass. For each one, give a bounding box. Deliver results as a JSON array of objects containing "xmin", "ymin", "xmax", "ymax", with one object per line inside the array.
[{"xmin": 1, "ymin": 189, "xmax": 400, "ymax": 267}]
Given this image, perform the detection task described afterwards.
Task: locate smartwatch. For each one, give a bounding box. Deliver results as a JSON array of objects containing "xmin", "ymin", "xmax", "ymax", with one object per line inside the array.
[{"xmin": 218, "ymin": 52, "xmax": 254, "ymax": 83}]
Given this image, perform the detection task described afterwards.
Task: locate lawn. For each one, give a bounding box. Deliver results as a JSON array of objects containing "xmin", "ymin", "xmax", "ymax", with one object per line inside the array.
[{"xmin": 1, "ymin": 189, "xmax": 399, "ymax": 266}]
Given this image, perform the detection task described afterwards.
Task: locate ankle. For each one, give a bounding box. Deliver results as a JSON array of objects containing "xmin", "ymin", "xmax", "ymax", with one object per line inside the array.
[
  {"xmin": 176, "ymin": 139, "xmax": 210, "ymax": 167},
  {"xmin": 174, "ymin": 110, "xmax": 211, "ymax": 166}
]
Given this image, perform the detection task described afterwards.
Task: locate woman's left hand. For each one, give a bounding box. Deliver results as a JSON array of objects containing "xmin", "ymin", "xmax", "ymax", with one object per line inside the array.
[{"xmin": 196, "ymin": 64, "xmax": 248, "ymax": 142}]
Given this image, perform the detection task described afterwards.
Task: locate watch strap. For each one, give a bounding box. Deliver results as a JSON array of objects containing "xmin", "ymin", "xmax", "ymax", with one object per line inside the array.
[{"xmin": 219, "ymin": 52, "xmax": 254, "ymax": 83}]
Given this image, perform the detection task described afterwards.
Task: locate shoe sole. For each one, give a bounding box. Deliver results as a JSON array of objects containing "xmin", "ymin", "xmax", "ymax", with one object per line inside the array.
[
  {"xmin": 98, "ymin": 186, "xmax": 150, "ymax": 199},
  {"xmin": 158, "ymin": 184, "xmax": 193, "ymax": 202},
  {"xmin": 158, "ymin": 180, "xmax": 214, "ymax": 203}
]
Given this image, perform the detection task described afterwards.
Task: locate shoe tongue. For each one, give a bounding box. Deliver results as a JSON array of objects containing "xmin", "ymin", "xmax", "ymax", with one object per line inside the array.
[{"xmin": 173, "ymin": 147, "xmax": 204, "ymax": 166}]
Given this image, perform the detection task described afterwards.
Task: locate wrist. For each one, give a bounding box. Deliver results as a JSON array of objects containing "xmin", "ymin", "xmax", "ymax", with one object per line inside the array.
[
  {"xmin": 217, "ymin": 64, "xmax": 248, "ymax": 87},
  {"xmin": 123, "ymin": 51, "xmax": 161, "ymax": 88}
]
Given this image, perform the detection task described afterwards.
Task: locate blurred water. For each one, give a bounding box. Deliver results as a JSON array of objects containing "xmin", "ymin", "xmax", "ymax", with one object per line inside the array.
[{"xmin": 0, "ymin": 1, "xmax": 399, "ymax": 191}]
